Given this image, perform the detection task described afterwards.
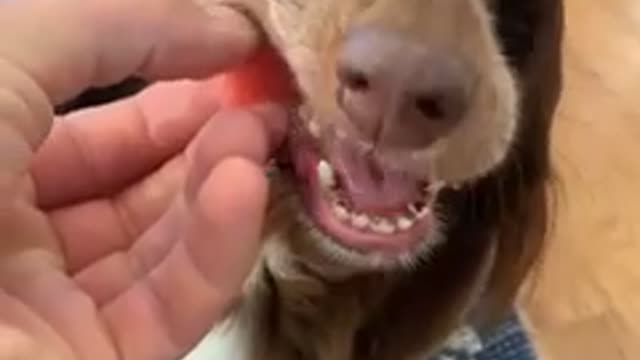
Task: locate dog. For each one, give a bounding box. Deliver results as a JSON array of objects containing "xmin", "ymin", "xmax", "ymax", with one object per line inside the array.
[
  {"xmin": 181, "ymin": 0, "xmax": 565, "ymax": 359},
  {"xmin": 62, "ymin": 0, "xmax": 564, "ymax": 359}
]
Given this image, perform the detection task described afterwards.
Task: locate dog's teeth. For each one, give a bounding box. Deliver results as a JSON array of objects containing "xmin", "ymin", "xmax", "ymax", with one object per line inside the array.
[
  {"xmin": 309, "ymin": 119, "xmax": 321, "ymax": 138},
  {"xmin": 428, "ymin": 180, "xmax": 446, "ymax": 193},
  {"xmin": 371, "ymin": 218, "xmax": 396, "ymax": 234},
  {"xmin": 332, "ymin": 203, "xmax": 350, "ymax": 221},
  {"xmin": 408, "ymin": 201, "xmax": 430, "ymax": 219},
  {"xmin": 351, "ymin": 213, "xmax": 370, "ymax": 229},
  {"xmin": 396, "ymin": 216, "xmax": 414, "ymax": 231},
  {"xmin": 317, "ymin": 160, "xmax": 336, "ymax": 189},
  {"xmin": 416, "ymin": 206, "xmax": 431, "ymax": 219},
  {"xmin": 451, "ymin": 182, "xmax": 462, "ymax": 190}
]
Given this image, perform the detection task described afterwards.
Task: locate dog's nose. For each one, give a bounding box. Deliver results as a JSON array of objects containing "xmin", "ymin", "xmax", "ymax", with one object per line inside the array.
[{"xmin": 336, "ymin": 27, "xmax": 475, "ymax": 148}]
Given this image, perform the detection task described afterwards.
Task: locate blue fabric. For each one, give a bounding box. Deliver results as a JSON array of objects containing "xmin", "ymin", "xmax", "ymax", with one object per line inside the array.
[{"xmin": 432, "ymin": 312, "xmax": 537, "ymax": 360}]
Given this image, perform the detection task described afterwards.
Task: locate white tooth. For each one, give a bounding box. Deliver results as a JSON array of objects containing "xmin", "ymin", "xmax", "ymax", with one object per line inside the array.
[
  {"xmin": 351, "ymin": 213, "xmax": 370, "ymax": 229},
  {"xmin": 333, "ymin": 203, "xmax": 350, "ymax": 221},
  {"xmin": 408, "ymin": 203, "xmax": 422, "ymax": 216},
  {"xmin": 452, "ymin": 183, "xmax": 462, "ymax": 190},
  {"xmin": 317, "ymin": 160, "xmax": 336, "ymax": 189},
  {"xmin": 396, "ymin": 216, "xmax": 414, "ymax": 231},
  {"xmin": 308, "ymin": 119, "xmax": 321, "ymax": 138},
  {"xmin": 371, "ymin": 218, "xmax": 396, "ymax": 234},
  {"xmin": 417, "ymin": 206, "xmax": 431, "ymax": 219},
  {"xmin": 428, "ymin": 180, "xmax": 446, "ymax": 193}
]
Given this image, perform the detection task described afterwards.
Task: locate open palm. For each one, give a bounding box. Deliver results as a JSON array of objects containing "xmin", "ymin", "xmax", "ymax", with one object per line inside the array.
[{"xmin": 0, "ymin": 79, "xmax": 285, "ymax": 360}]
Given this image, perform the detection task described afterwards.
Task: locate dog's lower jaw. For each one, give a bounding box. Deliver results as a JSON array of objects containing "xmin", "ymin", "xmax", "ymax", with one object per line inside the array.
[
  {"xmin": 261, "ymin": 171, "xmax": 447, "ymax": 275},
  {"xmin": 186, "ymin": 175, "xmax": 499, "ymax": 360},
  {"xmin": 292, "ymin": 212, "xmax": 445, "ymax": 275}
]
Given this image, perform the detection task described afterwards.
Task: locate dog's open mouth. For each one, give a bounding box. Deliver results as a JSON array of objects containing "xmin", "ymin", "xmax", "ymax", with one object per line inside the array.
[
  {"xmin": 215, "ymin": 46, "xmax": 449, "ymax": 258},
  {"xmin": 275, "ymin": 112, "xmax": 445, "ymax": 257}
]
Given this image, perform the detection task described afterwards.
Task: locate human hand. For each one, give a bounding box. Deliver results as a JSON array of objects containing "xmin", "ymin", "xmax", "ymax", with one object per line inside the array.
[{"xmin": 0, "ymin": 0, "xmax": 288, "ymax": 359}]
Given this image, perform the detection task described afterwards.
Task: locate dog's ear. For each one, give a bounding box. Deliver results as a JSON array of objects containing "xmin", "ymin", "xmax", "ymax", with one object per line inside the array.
[{"xmin": 480, "ymin": 0, "xmax": 564, "ymax": 321}]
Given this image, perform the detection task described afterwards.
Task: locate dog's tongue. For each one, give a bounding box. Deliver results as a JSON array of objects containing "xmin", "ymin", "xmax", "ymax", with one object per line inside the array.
[{"xmin": 328, "ymin": 138, "xmax": 422, "ymax": 212}]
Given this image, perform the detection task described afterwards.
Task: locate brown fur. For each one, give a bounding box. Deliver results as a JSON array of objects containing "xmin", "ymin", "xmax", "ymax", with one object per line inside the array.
[{"xmin": 186, "ymin": 0, "xmax": 565, "ymax": 359}]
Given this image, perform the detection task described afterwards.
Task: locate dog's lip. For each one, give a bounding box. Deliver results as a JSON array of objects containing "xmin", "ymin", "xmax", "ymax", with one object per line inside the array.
[
  {"xmin": 303, "ymin": 163, "xmax": 434, "ymax": 254},
  {"xmin": 277, "ymin": 112, "xmax": 438, "ymax": 255}
]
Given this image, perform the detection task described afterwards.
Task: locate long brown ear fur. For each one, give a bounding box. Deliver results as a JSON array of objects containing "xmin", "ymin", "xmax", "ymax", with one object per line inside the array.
[{"xmin": 482, "ymin": 0, "xmax": 564, "ymax": 321}]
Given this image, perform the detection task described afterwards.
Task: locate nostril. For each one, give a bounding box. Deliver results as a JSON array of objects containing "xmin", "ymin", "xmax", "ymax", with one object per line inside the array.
[
  {"xmin": 414, "ymin": 83, "xmax": 469, "ymax": 125},
  {"xmin": 337, "ymin": 64, "xmax": 370, "ymax": 92},
  {"xmin": 336, "ymin": 25, "xmax": 474, "ymax": 146},
  {"xmin": 415, "ymin": 94, "xmax": 446, "ymax": 121}
]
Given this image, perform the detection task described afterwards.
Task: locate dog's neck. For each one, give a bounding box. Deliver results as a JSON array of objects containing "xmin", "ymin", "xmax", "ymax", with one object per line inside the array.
[
  {"xmin": 240, "ymin": 232, "xmax": 498, "ymax": 360},
  {"xmin": 243, "ymin": 239, "xmax": 393, "ymax": 360}
]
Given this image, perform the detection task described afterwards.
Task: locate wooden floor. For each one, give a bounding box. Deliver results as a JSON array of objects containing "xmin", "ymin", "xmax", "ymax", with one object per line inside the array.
[{"xmin": 519, "ymin": 0, "xmax": 640, "ymax": 359}]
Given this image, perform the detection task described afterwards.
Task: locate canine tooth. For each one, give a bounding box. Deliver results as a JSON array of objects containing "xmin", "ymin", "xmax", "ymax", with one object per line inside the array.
[
  {"xmin": 371, "ymin": 219, "xmax": 396, "ymax": 234},
  {"xmin": 452, "ymin": 183, "xmax": 462, "ymax": 190},
  {"xmin": 396, "ymin": 216, "xmax": 414, "ymax": 231},
  {"xmin": 333, "ymin": 203, "xmax": 350, "ymax": 221},
  {"xmin": 416, "ymin": 206, "xmax": 431, "ymax": 219},
  {"xmin": 408, "ymin": 201, "xmax": 431, "ymax": 218},
  {"xmin": 351, "ymin": 213, "xmax": 370, "ymax": 229},
  {"xmin": 308, "ymin": 119, "xmax": 321, "ymax": 138},
  {"xmin": 428, "ymin": 180, "xmax": 446, "ymax": 193},
  {"xmin": 408, "ymin": 203, "xmax": 422, "ymax": 216},
  {"xmin": 317, "ymin": 160, "xmax": 336, "ymax": 189}
]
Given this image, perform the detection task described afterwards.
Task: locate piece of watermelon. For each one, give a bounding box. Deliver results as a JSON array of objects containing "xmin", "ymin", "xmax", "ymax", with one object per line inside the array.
[{"xmin": 211, "ymin": 46, "xmax": 299, "ymax": 108}]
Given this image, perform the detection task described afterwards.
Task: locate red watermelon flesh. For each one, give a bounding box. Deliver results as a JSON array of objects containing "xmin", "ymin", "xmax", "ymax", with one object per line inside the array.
[{"xmin": 211, "ymin": 46, "xmax": 300, "ymax": 108}]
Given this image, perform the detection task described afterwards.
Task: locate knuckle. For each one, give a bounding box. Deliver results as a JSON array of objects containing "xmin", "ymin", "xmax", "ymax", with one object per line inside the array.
[{"xmin": 0, "ymin": 57, "xmax": 52, "ymax": 151}]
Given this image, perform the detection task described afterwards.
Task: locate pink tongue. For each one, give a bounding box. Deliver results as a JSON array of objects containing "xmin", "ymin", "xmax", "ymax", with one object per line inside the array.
[{"xmin": 328, "ymin": 139, "xmax": 421, "ymax": 212}]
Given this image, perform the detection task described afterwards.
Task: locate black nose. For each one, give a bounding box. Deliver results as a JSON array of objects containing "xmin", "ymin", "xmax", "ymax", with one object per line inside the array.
[{"xmin": 336, "ymin": 26, "xmax": 476, "ymax": 148}]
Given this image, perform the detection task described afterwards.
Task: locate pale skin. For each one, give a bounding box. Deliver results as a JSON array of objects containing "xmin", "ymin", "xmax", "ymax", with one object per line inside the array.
[{"xmin": 0, "ymin": 0, "xmax": 288, "ymax": 359}]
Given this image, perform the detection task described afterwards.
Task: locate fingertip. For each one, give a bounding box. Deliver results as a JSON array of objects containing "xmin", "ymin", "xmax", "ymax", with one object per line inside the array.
[
  {"xmin": 187, "ymin": 156, "xmax": 268, "ymax": 289},
  {"xmin": 187, "ymin": 104, "xmax": 286, "ymax": 177},
  {"xmin": 196, "ymin": 157, "xmax": 269, "ymax": 224},
  {"xmin": 140, "ymin": 4, "xmax": 261, "ymax": 80}
]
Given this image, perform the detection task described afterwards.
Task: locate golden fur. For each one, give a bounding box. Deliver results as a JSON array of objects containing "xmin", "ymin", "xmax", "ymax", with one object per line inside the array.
[{"xmin": 184, "ymin": 0, "xmax": 565, "ymax": 359}]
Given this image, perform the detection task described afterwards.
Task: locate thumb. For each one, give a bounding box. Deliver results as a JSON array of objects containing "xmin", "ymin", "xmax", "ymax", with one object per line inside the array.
[
  {"xmin": 0, "ymin": 0, "xmax": 262, "ymax": 180},
  {"xmin": 0, "ymin": 0, "xmax": 261, "ymax": 108}
]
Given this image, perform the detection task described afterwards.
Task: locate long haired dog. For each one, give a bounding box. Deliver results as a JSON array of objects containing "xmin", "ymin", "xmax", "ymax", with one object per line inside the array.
[{"xmin": 184, "ymin": 0, "xmax": 565, "ymax": 359}]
